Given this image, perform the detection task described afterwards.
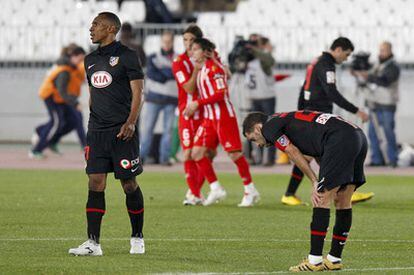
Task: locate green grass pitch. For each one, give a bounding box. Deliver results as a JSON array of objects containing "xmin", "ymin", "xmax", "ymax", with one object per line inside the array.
[{"xmin": 0, "ymin": 169, "xmax": 413, "ymax": 274}]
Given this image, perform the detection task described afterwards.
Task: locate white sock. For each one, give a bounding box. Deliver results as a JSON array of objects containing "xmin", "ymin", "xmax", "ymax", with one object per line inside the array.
[
  {"xmin": 308, "ymin": 254, "xmax": 323, "ymax": 265},
  {"xmin": 210, "ymin": 181, "xmax": 221, "ymax": 191},
  {"xmin": 327, "ymin": 254, "xmax": 341, "ymax": 263},
  {"xmin": 244, "ymin": 182, "xmax": 255, "ymax": 192}
]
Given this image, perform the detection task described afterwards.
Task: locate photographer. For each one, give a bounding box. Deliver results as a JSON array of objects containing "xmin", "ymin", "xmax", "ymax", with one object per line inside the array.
[
  {"xmin": 354, "ymin": 41, "xmax": 400, "ymax": 167},
  {"xmin": 245, "ymin": 36, "xmax": 277, "ymax": 166}
]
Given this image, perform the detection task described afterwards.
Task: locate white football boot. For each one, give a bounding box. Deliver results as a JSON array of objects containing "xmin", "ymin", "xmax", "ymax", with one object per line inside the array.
[
  {"xmin": 130, "ymin": 237, "xmax": 145, "ymax": 254},
  {"xmin": 183, "ymin": 189, "xmax": 204, "ymax": 205},
  {"xmin": 68, "ymin": 239, "xmax": 102, "ymax": 256},
  {"xmin": 203, "ymin": 187, "xmax": 227, "ymax": 206},
  {"xmin": 238, "ymin": 187, "xmax": 260, "ymax": 207}
]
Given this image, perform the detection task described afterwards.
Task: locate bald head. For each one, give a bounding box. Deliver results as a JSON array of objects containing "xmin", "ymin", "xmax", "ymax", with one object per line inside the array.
[{"xmin": 379, "ymin": 41, "xmax": 393, "ymax": 61}]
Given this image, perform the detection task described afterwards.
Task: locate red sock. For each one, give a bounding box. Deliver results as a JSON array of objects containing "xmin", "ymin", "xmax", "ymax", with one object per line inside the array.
[
  {"xmin": 195, "ymin": 157, "xmax": 218, "ymax": 184},
  {"xmin": 196, "ymin": 165, "xmax": 205, "ymax": 192},
  {"xmin": 234, "ymin": 156, "xmax": 252, "ymax": 185},
  {"xmin": 184, "ymin": 160, "xmax": 200, "ymax": 197}
]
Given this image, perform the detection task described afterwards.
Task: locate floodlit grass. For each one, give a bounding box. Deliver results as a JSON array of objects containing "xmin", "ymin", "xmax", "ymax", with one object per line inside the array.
[{"xmin": 0, "ymin": 169, "xmax": 413, "ymax": 274}]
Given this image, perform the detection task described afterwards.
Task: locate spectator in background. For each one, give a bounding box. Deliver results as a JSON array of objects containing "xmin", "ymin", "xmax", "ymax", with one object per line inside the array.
[
  {"xmin": 47, "ymin": 45, "xmax": 87, "ymax": 153},
  {"xmin": 30, "ymin": 46, "xmax": 86, "ymax": 158},
  {"xmin": 144, "ymin": 0, "xmax": 174, "ymax": 23},
  {"xmin": 355, "ymin": 41, "xmax": 400, "ymax": 167},
  {"xmin": 140, "ymin": 31, "xmax": 178, "ymax": 165},
  {"xmin": 120, "ymin": 22, "xmax": 146, "ymax": 67},
  {"xmin": 245, "ymin": 36, "xmax": 277, "ymax": 166}
]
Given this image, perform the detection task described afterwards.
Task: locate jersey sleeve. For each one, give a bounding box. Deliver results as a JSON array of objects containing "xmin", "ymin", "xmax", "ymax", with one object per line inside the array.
[
  {"xmin": 172, "ymin": 60, "xmax": 191, "ymax": 87},
  {"xmin": 316, "ymin": 63, "xmax": 358, "ymax": 114},
  {"xmin": 197, "ymin": 65, "xmax": 227, "ymax": 106},
  {"xmin": 123, "ymin": 50, "xmax": 144, "ymax": 81},
  {"xmin": 84, "ymin": 58, "xmax": 92, "ymax": 87},
  {"xmin": 210, "ymin": 66, "xmax": 227, "ymax": 92},
  {"xmin": 261, "ymin": 117, "xmax": 290, "ymax": 151}
]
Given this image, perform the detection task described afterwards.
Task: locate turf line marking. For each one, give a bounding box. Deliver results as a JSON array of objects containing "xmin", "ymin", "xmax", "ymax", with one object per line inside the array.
[
  {"xmin": 156, "ymin": 266, "xmax": 414, "ymax": 275},
  {"xmin": 0, "ymin": 237, "xmax": 413, "ymax": 243}
]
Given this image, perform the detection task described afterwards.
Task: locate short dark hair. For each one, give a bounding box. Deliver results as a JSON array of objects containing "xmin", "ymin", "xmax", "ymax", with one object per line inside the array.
[
  {"xmin": 98, "ymin": 12, "xmax": 121, "ymax": 34},
  {"xmin": 183, "ymin": 24, "xmax": 203, "ymax": 39},
  {"xmin": 242, "ymin": 112, "xmax": 268, "ymax": 136},
  {"xmin": 70, "ymin": 46, "xmax": 86, "ymax": 56},
  {"xmin": 193, "ymin": 38, "xmax": 216, "ymax": 52},
  {"xmin": 330, "ymin": 37, "xmax": 354, "ymax": 51},
  {"xmin": 121, "ymin": 22, "xmax": 133, "ymax": 33}
]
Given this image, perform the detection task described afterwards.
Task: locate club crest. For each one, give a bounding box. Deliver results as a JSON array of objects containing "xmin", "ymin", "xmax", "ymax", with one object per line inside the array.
[{"xmin": 109, "ymin": 56, "xmax": 119, "ymax": 67}]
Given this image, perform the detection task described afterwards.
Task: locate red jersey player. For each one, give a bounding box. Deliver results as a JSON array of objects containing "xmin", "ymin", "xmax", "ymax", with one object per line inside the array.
[
  {"xmin": 184, "ymin": 38, "xmax": 260, "ymax": 207},
  {"xmin": 172, "ymin": 25, "xmax": 211, "ymax": 205}
]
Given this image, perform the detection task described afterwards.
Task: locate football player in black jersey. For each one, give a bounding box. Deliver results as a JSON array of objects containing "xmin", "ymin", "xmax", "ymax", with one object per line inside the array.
[
  {"xmin": 282, "ymin": 37, "xmax": 373, "ymax": 206},
  {"xmin": 243, "ymin": 111, "xmax": 368, "ymax": 271},
  {"xmin": 69, "ymin": 12, "xmax": 145, "ymax": 256}
]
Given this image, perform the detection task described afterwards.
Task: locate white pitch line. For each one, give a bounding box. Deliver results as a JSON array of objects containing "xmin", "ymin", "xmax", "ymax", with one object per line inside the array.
[
  {"xmin": 155, "ymin": 266, "xmax": 414, "ymax": 275},
  {"xmin": 0, "ymin": 237, "xmax": 413, "ymax": 243}
]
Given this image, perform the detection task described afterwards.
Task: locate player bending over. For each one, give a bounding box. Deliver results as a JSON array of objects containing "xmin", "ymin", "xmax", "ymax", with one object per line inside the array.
[{"xmin": 243, "ymin": 111, "xmax": 367, "ymax": 271}]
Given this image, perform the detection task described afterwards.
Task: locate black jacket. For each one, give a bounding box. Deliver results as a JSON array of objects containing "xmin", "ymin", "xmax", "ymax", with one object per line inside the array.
[{"xmin": 298, "ymin": 52, "xmax": 358, "ymax": 114}]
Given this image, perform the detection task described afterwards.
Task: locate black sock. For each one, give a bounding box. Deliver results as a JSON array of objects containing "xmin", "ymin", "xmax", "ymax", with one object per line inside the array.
[
  {"xmin": 86, "ymin": 191, "xmax": 105, "ymax": 243},
  {"xmin": 329, "ymin": 209, "xmax": 352, "ymax": 259},
  {"xmin": 285, "ymin": 165, "xmax": 304, "ymax": 196},
  {"xmin": 126, "ymin": 186, "xmax": 144, "ymax": 238},
  {"xmin": 310, "ymin": 207, "xmax": 330, "ymax": 256}
]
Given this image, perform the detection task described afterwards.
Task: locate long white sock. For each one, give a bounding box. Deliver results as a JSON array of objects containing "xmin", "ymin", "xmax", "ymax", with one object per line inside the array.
[
  {"xmin": 210, "ymin": 181, "xmax": 221, "ymax": 191},
  {"xmin": 244, "ymin": 182, "xmax": 255, "ymax": 192},
  {"xmin": 308, "ymin": 254, "xmax": 323, "ymax": 265},
  {"xmin": 327, "ymin": 254, "xmax": 341, "ymax": 263}
]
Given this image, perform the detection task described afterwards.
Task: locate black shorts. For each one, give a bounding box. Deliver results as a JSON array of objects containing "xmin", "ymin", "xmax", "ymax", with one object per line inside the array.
[
  {"xmin": 318, "ymin": 129, "xmax": 367, "ymax": 191},
  {"xmin": 85, "ymin": 129, "xmax": 143, "ymax": 179}
]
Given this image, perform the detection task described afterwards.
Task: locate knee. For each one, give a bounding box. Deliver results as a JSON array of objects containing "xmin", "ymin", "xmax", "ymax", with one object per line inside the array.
[
  {"xmin": 191, "ymin": 148, "xmax": 204, "ymax": 161},
  {"xmin": 88, "ymin": 174, "xmax": 106, "ymax": 191},
  {"xmin": 313, "ymin": 193, "xmax": 332, "ymax": 208},
  {"xmin": 183, "ymin": 149, "xmax": 192, "ymax": 161},
  {"xmin": 206, "ymin": 149, "xmax": 217, "ymax": 160},
  {"xmin": 121, "ymin": 178, "xmax": 137, "ymax": 194},
  {"xmin": 228, "ymin": 151, "xmax": 242, "ymax": 162},
  {"xmin": 334, "ymin": 193, "xmax": 352, "ymax": 209}
]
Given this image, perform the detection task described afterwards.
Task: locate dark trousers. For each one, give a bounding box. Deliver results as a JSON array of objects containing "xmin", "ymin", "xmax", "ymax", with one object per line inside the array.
[
  {"xmin": 251, "ymin": 97, "xmax": 276, "ymax": 164},
  {"xmin": 33, "ymin": 98, "xmax": 85, "ymax": 153},
  {"xmin": 50, "ymin": 106, "xmax": 86, "ymax": 148}
]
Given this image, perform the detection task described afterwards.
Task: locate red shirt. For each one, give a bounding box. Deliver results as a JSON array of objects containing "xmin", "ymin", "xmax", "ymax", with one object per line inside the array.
[
  {"xmin": 172, "ymin": 52, "xmax": 201, "ymax": 120},
  {"xmin": 196, "ymin": 59, "xmax": 236, "ymax": 121}
]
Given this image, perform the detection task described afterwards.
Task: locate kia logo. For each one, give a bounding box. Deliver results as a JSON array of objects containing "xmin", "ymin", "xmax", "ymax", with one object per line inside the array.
[{"xmin": 91, "ymin": 71, "xmax": 112, "ymax": 88}]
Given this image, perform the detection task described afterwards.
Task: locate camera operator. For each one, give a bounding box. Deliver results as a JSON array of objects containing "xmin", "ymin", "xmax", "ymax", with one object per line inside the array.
[
  {"xmin": 354, "ymin": 41, "xmax": 400, "ymax": 167},
  {"xmin": 244, "ymin": 36, "xmax": 277, "ymax": 166}
]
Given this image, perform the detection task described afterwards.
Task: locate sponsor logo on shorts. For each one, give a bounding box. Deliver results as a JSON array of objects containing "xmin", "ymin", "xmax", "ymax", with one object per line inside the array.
[
  {"xmin": 109, "ymin": 56, "xmax": 119, "ymax": 67},
  {"xmin": 91, "ymin": 71, "xmax": 112, "ymax": 88},
  {"xmin": 224, "ymin": 142, "xmax": 232, "ymax": 148},
  {"xmin": 120, "ymin": 159, "xmax": 131, "ymax": 169}
]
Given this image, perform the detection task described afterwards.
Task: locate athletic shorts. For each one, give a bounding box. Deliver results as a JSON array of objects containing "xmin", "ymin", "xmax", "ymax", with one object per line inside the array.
[
  {"xmin": 85, "ymin": 128, "xmax": 143, "ymax": 179},
  {"xmin": 178, "ymin": 116, "xmax": 202, "ymax": 150},
  {"xmin": 317, "ymin": 129, "xmax": 367, "ymax": 191},
  {"xmin": 194, "ymin": 117, "xmax": 242, "ymax": 152}
]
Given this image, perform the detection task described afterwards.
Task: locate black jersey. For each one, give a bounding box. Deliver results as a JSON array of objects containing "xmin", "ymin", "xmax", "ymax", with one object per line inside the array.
[
  {"xmin": 84, "ymin": 41, "xmax": 144, "ymax": 131},
  {"xmin": 262, "ymin": 111, "xmax": 360, "ymax": 157},
  {"xmin": 297, "ymin": 52, "xmax": 358, "ymax": 114}
]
